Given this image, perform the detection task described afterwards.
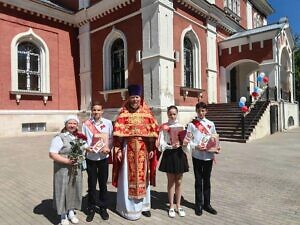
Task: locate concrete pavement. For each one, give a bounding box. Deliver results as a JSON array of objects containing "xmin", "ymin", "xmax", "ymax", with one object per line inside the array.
[{"xmin": 0, "ymin": 128, "xmax": 299, "ymax": 225}]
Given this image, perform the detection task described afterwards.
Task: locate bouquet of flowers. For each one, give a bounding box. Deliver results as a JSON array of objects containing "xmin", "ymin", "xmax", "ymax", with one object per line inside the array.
[{"xmin": 68, "ymin": 132, "xmax": 87, "ymax": 176}]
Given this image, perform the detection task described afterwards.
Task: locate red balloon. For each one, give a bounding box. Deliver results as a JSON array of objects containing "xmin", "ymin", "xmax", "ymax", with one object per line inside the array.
[
  {"xmin": 241, "ymin": 105, "xmax": 248, "ymax": 113},
  {"xmin": 263, "ymin": 76, "xmax": 269, "ymax": 83},
  {"xmin": 251, "ymin": 91, "xmax": 258, "ymax": 97}
]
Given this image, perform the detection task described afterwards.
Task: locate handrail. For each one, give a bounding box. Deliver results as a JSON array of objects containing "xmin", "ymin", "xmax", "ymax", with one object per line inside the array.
[{"xmin": 240, "ymin": 85, "xmax": 271, "ymax": 139}]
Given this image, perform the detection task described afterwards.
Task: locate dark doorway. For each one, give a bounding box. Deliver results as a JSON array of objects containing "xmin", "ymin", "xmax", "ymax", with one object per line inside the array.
[{"xmin": 230, "ymin": 67, "xmax": 237, "ymax": 102}]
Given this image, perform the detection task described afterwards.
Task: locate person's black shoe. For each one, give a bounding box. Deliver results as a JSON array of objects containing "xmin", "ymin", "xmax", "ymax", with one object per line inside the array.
[
  {"xmin": 195, "ymin": 207, "xmax": 203, "ymax": 216},
  {"xmin": 99, "ymin": 207, "xmax": 109, "ymax": 220},
  {"xmin": 86, "ymin": 209, "xmax": 95, "ymax": 222},
  {"xmin": 142, "ymin": 211, "xmax": 151, "ymax": 217},
  {"xmin": 203, "ymin": 205, "xmax": 217, "ymax": 215}
]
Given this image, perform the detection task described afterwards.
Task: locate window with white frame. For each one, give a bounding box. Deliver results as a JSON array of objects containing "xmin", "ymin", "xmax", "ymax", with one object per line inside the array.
[
  {"xmin": 253, "ymin": 13, "xmax": 263, "ymax": 28},
  {"xmin": 111, "ymin": 38, "xmax": 125, "ymax": 89},
  {"xmin": 184, "ymin": 37, "xmax": 194, "ymax": 88},
  {"xmin": 181, "ymin": 28, "xmax": 201, "ymax": 89},
  {"xmin": 103, "ymin": 29, "xmax": 128, "ymax": 91},
  {"xmin": 224, "ymin": 0, "xmax": 240, "ymax": 16},
  {"xmin": 11, "ymin": 29, "xmax": 50, "ymax": 94},
  {"xmin": 17, "ymin": 42, "xmax": 41, "ymax": 91}
]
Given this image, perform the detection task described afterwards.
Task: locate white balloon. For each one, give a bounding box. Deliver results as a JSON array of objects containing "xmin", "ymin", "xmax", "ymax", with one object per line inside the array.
[
  {"xmin": 240, "ymin": 96, "xmax": 247, "ymax": 103},
  {"xmin": 259, "ymin": 72, "xmax": 265, "ymax": 78}
]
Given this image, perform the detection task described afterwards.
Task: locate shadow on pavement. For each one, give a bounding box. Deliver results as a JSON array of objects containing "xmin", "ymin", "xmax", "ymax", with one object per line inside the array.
[
  {"xmin": 151, "ymin": 190, "xmax": 194, "ymax": 211},
  {"xmin": 33, "ymin": 199, "xmax": 59, "ymax": 225}
]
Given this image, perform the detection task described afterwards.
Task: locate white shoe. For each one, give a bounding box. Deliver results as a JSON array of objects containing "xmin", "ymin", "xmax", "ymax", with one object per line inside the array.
[
  {"xmin": 68, "ymin": 215, "xmax": 79, "ymax": 224},
  {"xmin": 177, "ymin": 208, "xmax": 186, "ymax": 217},
  {"xmin": 61, "ymin": 218, "xmax": 69, "ymax": 225},
  {"xmin": 168, "ymin": 208, "xmax": 176, "ymax": 218}
]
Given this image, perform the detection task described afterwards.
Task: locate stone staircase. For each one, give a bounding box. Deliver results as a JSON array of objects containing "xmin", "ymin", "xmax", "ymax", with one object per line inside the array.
[{"xmin": 206, "ymin": 101, "xmax": 269, "ymax": 143}]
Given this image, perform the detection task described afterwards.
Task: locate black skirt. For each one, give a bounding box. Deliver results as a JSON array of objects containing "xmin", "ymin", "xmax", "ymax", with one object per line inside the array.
[{"xmin": 158, "ymin": 147, "xmax": 189, "ymax": 173}]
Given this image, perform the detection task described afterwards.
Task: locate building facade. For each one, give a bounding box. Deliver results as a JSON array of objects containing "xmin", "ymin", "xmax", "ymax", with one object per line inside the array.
[{"xmin": 0, "ymin": 0, "xmax": 298, "ymax": 137}]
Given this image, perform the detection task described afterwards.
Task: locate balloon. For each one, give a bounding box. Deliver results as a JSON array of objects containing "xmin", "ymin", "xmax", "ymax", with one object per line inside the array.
[
  {"xmin": 239, "ymin": 96, "xmax": 247, "ymax": 103},
  {"xmin": 257, "ymin": 88, "xmax": 263, "ymax": 94},
  {"xmin": 252, "ymin": 91, "xmax": 258, "ymax": 97},
  {"xmin": 259, "ymin": 72, "xmax": 265, "ymax": 78},
  {"xmin": 254, "ymin": 86, "xmax": 259, "ymax": 93},
  {"xmin": 238, "ymin": 101, "xmax": 245, "ymax": 107},
  {"xmin": 263, "ymin": 76, "xmax": 269, "ymax": 84},
  {"xmin": 241, "ymin": 105, "xmax": 248, "ymax": 113},
  {"xmin": 257, "ymin": 76, "xmax": 263, "ymax": 82}
]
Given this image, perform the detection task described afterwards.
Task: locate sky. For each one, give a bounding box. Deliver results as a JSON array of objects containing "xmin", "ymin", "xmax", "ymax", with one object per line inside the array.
[{"xmin": 267, "ymin": 0, "xmax": 300, "ymax": 36}]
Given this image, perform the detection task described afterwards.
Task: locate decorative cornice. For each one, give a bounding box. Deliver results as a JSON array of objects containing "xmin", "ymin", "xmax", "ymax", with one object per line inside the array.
[
  {"xmin": 249, "ymin": 0, "xmax": 274, "ymax": 17},
  {"xmin": 0, "ymin": 0, "xmax": 75, "ymax": 26},
  {"xmin": 176, "ymin": 0, "xmax": 244, "ymax": 34},
  {"xmin": 75, "ymin": 0, "xmax": 136, "ymax": 26},
  {"xmin": 0, "ymin": 0, "xmax": 136, "ymax": 27}
]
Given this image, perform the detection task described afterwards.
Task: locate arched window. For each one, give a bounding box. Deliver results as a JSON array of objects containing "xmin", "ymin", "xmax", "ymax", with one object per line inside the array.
[
  {"xmin": 17, "ymin": 42, "xmax": 41, "ymax": 91},
  {"xmin": 111, "ymin": 38, "xmax": 125, "ymax": 89},
  {"xmin": 184, "ymin": 37, "xmax": 194, "ymax": 88},
  {"xmin": 181, "ymin": 27, "xmax": 201, "ymax": 89},
  {"xmin": 103, "ymin": 29, "xmax": 128, "ymax": 91},
  {"xmin": 11, "ymin": 29, "xmax": 50, "ymax": 94}
]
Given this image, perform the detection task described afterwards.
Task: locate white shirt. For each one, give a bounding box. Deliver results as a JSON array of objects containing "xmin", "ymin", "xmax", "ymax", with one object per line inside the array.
[
  {"xmin": 49, "ymin": 132, "xmax": 76, "ymax": 153},
  {"xmin": 82, "ymin": 117, "xmax": 113, "ymax": 161},
  {"xmin": 186, "ymin": 117, "xmax": 216, "ymax": 160}
]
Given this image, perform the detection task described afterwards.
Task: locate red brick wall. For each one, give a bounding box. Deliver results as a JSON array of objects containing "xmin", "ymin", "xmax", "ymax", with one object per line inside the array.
[
  {"xmin": 90, "ymin": 1, "xmax": 140, "ymax": 30},
  {"xmin": 0, "ymin": 6, "xmax": 79, "ymax": 110},
  {"xmin": 239, "ymin": 0, "xmax": 247, "ymax": 29},
  {"xmin": 220, "ymin": 39, "xmax": 273, "ymax": 68},
  {"xmin": 173, "ymin": 3, "xmax": 209, "ymax": 105},
  {"xmin": 90, "ymin": 14, "xmax": 143, "ymax": 108},
  {"xmin": 215, "ymin": 0, "xmax": 224, "ymax": 9}
]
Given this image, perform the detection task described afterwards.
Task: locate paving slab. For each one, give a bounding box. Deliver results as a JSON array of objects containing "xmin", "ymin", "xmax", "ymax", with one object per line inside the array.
[{"xmin": 0, "ymin": 128, "xmax": 299, "ymax": 225}]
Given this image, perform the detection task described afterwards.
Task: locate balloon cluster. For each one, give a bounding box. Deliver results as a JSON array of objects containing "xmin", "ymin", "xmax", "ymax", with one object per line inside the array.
[
  {"xmin": 238, "ymin": 96, "xmax": 248, "ymax": 113},
  {"xmin": 252, "ymin": 72, "xmax": 269, "ymax": 98}
]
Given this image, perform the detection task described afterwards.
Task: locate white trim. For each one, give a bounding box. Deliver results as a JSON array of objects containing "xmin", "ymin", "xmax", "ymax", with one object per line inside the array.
[
  {"xmin": 174, "ymin": 11, "xmax": 207, "ymax": 31},
  {"xmin": 10, "ymin": 28, "xmax": 50, "ymax": 93},
  {"xmin": 89, "ymin": 10, "xmax": 141, "ymax": 35},
  {"xmin": 1, "ymin": 0, "xmax": 75, "ymax": 25},
  {"xmin": 102, "ymin": 28, "xmax": 128, "ymax": 90},
  {"xmin": 0, "ymin": 110, "xmax": 79, "ymax": 115},
  {"xmin": 180, "ymin": 26, "xmax": 201, "ymax": 89}
]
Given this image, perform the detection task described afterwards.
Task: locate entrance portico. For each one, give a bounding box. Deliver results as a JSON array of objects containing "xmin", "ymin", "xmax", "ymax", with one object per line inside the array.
[{"xmin": 219, "ymin": 20, "xmax": 295, "ymax": 104}]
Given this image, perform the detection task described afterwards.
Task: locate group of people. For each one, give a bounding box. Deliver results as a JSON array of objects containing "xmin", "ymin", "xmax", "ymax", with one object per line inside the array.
[{"xmin": 49, "ymin": 84, "xmax": 220, "ymax": 225}]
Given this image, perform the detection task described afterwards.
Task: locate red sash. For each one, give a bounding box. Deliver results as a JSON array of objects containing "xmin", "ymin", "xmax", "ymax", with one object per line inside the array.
[
  {"xmin": 84, "ymin": 119, "xmax": 113, "ymax": 163},
  {"xmin": 192, "ymin": 119, "xmax": 211, "ymax": 134}
]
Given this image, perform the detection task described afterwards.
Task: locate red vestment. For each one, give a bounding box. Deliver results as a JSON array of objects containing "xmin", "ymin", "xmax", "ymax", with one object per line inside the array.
[{"xmin": 112, "ymin": 100, "xmax": 159, "ymax": 199}]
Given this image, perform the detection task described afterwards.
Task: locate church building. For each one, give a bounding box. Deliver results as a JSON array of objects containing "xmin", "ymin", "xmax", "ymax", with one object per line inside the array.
[{"xmin": 0, "ymin": 0, "xmax": 298, "ymax": 141}]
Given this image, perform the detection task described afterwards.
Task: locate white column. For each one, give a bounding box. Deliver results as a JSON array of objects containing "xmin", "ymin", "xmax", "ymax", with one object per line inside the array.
[
  {"xmin": 141, "ymin": 0, "xmax": 174, "ymax": 108},
  {"xmin": 78, "ymin": 23, "xmax": 92, "ymax": 111},
  {"xmin": 206, "ymin": 20, "xmax": 217, "ymax": 103},
  {"xmin": 220, "ymin": 66, "xmax": 227, "ymax": 103},
  {"xmin": 246, "ymin": 1, "xmax": 253, "ymax": 29}
]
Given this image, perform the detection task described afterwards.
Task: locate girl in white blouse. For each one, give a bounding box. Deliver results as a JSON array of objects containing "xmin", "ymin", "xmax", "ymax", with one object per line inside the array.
[{"xmin": 158, "ymin": 105, "xmax": 189, "ymax": 218}]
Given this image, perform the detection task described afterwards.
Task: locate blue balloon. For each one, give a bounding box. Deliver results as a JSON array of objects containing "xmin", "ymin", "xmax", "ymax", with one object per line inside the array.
[
  {"xmin": 239, "ymin": 101, "xmax": 245, "ymax": 107},
  {"xmin": 257, "ymin": 76, "xmax": 263, "ymax": 82},
  {"xmin": 254, "ymin": 86, "xmax": 259, "ymax": 93}
]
